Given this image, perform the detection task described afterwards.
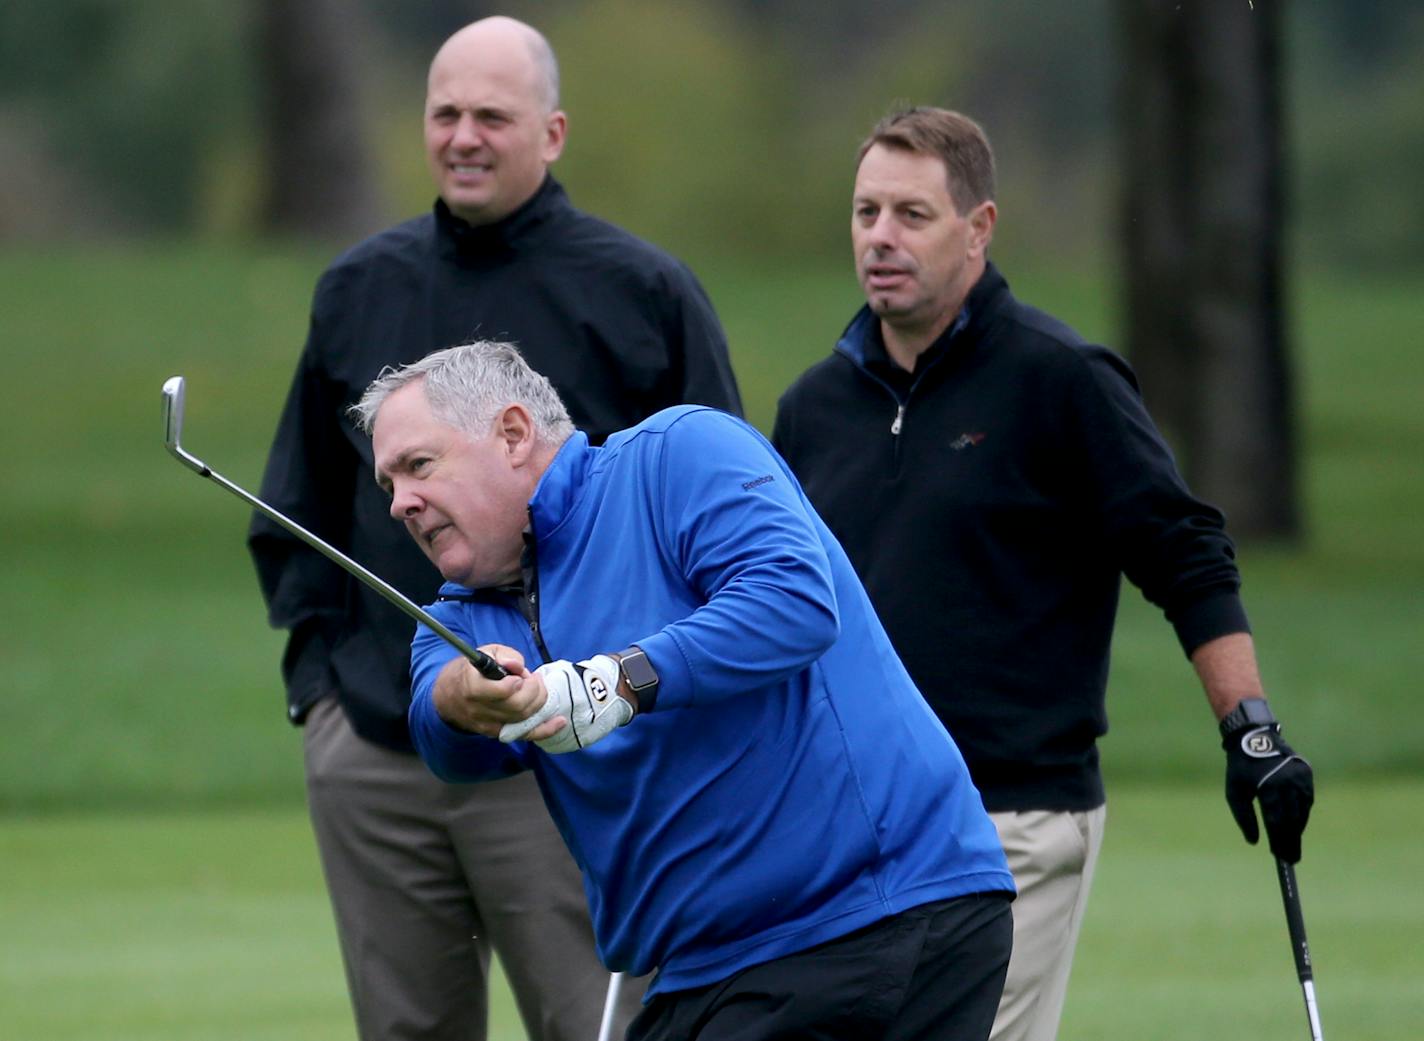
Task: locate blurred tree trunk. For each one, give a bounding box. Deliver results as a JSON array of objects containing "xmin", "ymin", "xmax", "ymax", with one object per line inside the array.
[
  {"xmin": 1117, "ymin": 0, "xmax": 1299, "ymax": 540},
  {"xmin": 255, "ymin": 0, "xmax": 384, "ymax": 239}
]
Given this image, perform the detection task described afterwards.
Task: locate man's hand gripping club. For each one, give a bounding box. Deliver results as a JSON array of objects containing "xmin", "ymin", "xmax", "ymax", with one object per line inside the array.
[
  {"xmin": 433, "ymin": 645, "xmax": 634, "ymax": 754},
  {"xmin": 1220, "ymin": 698, "xmax": 1314, "ymax": 863}
]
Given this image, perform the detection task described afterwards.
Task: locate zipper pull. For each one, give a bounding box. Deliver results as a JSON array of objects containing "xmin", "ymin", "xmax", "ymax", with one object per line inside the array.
[{"xmin": 890, "ymin": 404, "xmax": 905, "ymax": 436}]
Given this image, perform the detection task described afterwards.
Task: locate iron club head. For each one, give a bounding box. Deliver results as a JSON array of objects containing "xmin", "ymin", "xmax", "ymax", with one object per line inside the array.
[{"xmin": 162, "ymin": 375, "xmax": 209, "ymax": 475}]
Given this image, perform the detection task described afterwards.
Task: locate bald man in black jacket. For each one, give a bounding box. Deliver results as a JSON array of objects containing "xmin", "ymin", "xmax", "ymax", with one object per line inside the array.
[{"xmin": 249, "ymin": 17, "xmax": 740, "ymax": 1041}]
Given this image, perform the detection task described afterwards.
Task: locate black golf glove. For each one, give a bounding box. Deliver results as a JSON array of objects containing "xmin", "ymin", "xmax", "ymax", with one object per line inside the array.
[{"xmin": 1223, "ymin": 709, "xmax": 1314, "ymax": 863}]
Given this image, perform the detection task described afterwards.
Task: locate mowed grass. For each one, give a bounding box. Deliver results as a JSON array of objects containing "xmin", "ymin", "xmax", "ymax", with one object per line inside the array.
[
  {"xmin": 1061, "ymin": 780, "xmax": 1424, "ymax": 1040},
  {"xmin": 2, "ymin": 781, "xmax": 1419, "ymax": 1040},
  {"xmin": 0, "ymin": 808, "xmax": 524, "ymax": 1041}
]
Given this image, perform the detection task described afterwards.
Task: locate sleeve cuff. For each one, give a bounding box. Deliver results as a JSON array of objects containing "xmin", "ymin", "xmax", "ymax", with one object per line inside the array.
[
  {"xmin": 634, "ymin": 631, "xmax": 694, "ymax": 712},
  {"xmin": 410, "ymin": 697, "xmax": 530, "ymax": 780},
  {"xmin": 1168, "ymin": 590, "xmax": 1251, "ymax": 658}
]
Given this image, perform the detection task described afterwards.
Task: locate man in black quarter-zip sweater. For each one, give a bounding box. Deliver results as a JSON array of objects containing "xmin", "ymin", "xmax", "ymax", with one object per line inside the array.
[{"xmin": 772, "ymin": 107, "xmax": 1313, "ymax": 1041}]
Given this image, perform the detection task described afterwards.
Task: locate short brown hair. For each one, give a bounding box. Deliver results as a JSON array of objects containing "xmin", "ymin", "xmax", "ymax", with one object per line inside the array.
[{"xmin": 858, "ymin": 107, "xmax": 996, "ymax": 215}]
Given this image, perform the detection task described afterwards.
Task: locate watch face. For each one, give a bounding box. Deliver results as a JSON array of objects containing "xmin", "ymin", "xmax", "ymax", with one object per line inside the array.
[
  {"xmin": 620, "ymin": 650, "xmax": 658, "ymax": 691},
  {"xmin": 1222, "ymin": 698, "xmax": 1275, "ymax": 737}
]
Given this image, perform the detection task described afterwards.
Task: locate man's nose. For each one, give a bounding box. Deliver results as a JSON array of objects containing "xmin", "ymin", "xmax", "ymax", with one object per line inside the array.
[
  {"xmin": 390, "ymin": 483, "xmax": 422, "ymax": 521},
  {"xmin": 450, "ymin": 112, "xmax": 482, "ymax": 150},
  {"xmin": 866, "ymin": 212, "xmax": 898, "ymax": 251}
]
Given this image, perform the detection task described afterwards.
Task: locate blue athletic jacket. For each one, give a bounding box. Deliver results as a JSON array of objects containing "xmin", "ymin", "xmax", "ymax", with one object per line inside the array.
[{"xmin": 407, "ymin": 406, "xmax": 1013, "ymax": 995}]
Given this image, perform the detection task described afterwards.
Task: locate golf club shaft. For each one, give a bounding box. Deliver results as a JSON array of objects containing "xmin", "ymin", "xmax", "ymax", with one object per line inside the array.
[
  {"xmin": 1276, "ymin": 857, "xmax": 1325, "ymax": 1041},
  {"xmin": 162, "ymin": 377, "xmax": 504, "ymax": 679},
  {"xmin": 596, "ymin": 972, "xmax": 624, "ymax": 1041}
]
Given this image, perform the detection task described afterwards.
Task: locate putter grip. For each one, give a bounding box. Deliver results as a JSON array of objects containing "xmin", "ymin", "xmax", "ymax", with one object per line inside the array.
[{"xmin": 1276, "ymin": 858, "xmax": 1313, "ymax": 983}]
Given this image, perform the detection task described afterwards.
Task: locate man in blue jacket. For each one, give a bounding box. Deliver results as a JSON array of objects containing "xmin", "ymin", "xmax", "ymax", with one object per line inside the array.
[{"xmin": 350, "ymin": 340, "xmax": 1016, "ymax": 1041}]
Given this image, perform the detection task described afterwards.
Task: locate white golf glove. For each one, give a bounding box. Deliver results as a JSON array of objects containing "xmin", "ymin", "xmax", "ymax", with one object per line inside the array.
[{"xmin": 498, "ymin": 655, "xmax": 634, "ymax": 754}]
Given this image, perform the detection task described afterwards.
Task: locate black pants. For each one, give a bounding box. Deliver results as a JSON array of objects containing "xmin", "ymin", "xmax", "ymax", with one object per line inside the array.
[{"xmin": 627, "ymin": 892, "xmax": 1013, "ymax": 1041}]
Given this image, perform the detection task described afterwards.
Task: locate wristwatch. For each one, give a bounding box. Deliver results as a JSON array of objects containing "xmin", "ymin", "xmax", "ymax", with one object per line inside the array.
[
  {"xmin": 615, "ymin": 646, "xmax": 659, "ymax": 714},
  {"xmin": 1218, "ymin": 697, "xmax": 1277, "ymax": 738}
]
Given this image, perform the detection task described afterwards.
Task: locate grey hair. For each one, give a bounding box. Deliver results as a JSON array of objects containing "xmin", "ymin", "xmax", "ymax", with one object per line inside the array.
[
  {"xmin": 527, "ymin": 27, "xmax": 560, "ymax": 111},
  {"xmin": 350, "ymin": 340, "xmax": 575, "ymax": 446}
]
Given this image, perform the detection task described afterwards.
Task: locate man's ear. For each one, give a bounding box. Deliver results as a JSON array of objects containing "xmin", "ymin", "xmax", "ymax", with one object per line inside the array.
[
  {"xmin": 496, "ymin": 403, "xmax": 537, "ymax": 464},
  {"xmin": 968, "ymin": 200, "xmax": 997, "ymax": 257},
  {"xmin": 543, "ymin": 109, "xmax": 568, "ymax": 164}
]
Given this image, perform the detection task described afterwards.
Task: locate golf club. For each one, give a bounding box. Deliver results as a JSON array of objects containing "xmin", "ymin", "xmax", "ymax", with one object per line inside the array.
[
  {"xmin": 596, "ymin": 972, "xmax": 624, "ymax": 1041},
  {"xmin": 1276, "ymin": 857, "xmax": 1325, "ymax": 1041},
  {"xmin": 161, "ymin": 375, "xmax": 506, "ymax": 681}
]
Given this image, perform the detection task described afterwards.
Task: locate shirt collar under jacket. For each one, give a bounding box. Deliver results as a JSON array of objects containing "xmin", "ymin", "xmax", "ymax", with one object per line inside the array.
[
  {"xmin": 433, "ymin": 174, "xmax": 567, "ymax": 259},
  {"xmin": 836, "ymin": 260, "xmax": 1009, "ymax": 379}
]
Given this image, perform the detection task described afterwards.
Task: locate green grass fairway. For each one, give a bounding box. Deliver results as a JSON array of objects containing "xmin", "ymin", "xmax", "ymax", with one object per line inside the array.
[
  {"xmin": 3, "ymin": 781, "xmax": 1420, "ymax": 1040},
  {"xmin": 1063, "ymin": 782, "xmax": 1424, "ymax": 1040},
  {"xmin": 0, "ymin": 808, "xmax": 526, "ymax": 1041}
]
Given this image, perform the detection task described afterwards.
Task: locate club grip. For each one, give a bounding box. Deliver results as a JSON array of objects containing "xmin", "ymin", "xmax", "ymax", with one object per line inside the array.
[
  {"xmin": 468, "ymin": 648, "xmax": 507, "ymax": 680},
  {"xmin": 1276, "ymin": 857, "xmax": 1313, "ymax": 983}
]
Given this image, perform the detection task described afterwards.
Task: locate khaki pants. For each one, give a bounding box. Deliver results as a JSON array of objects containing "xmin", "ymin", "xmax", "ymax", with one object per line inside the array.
[
  {"xmin": 988, "ymin": 806, "xmax": 1107, "ymax": 1041},
  {"xmin": 304, "ymin": 696, "xmax": 646, "ymax": 1041}
]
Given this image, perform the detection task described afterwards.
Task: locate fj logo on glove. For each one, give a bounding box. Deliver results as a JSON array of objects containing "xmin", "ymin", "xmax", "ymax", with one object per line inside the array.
[
  {"xmin": 584, "ymin": 670, "xmax": 610, "ymax": 702},
  {"xmin": 1242, "ymin": 727, "xmax": 1280, "ymax": 757}
]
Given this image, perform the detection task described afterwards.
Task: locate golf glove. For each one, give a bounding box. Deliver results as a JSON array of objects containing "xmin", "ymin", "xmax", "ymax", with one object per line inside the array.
[
  {"xmin": 499, "ymin": 655, "xmax": 634, "ymax": 754},
  {"xmin": 1223, "ymin": 722, "xmax": 1314, "ymax": 863}
]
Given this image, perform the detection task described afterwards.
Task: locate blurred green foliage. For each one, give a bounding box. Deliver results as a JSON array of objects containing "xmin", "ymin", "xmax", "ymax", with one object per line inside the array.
[
  {"xmin": 1292, "ymin": 9, "xmax": 1424, "ymax": 270},
  {"xmin": 0, "ymin": 0, "xmax": 254, "ymax": 231},
  {"xmin": 2, "ymin": 0, "xmax": 1421, "ymax": 267}
]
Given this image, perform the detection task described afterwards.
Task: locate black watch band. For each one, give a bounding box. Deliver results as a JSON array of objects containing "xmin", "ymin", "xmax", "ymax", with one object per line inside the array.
[
  {"xmin": 616, "ymin": 646, "xmax": 659, "ymax": 714},
  {"xmin": 1218, "ymin": 697, "xmax": 1277, "ymax": 738}
]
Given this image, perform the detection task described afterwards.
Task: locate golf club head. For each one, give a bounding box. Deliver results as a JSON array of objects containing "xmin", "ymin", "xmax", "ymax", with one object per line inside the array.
[{"xmin": 162, "ymin": 376, "xmax": 209, "ymax": 475}]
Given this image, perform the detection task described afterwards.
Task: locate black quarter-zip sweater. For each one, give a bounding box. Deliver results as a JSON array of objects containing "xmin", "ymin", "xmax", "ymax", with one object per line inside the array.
[
  {"xmin": 772, "ymin": 263, "xmax": 1248, "ymax": 811},
  {"xmin": 248, "ymin": 176, "xmax": 742, "ymax": 750}
]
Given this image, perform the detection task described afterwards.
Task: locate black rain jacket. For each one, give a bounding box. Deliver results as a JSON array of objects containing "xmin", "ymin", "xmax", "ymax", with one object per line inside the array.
[
  {"xmin": 249, "ymin": 176, "xmax": 742, "ymax": 750},
  {"xmin": 772, "ymin": 263, "xmax": 1245, "ymax": 810}
]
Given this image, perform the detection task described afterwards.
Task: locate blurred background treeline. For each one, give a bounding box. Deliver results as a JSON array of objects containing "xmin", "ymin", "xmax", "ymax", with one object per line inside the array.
[{"xmin": 2, "ymin": 0, "xmax": 1421, "ymax": 269}]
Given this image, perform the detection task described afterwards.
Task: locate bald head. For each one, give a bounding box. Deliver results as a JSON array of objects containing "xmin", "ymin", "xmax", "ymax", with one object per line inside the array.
[
  {"xmin": 430, "ymin": 17, "xmax": 559, "ymax": 112},
  {"xmin": 423, "ymin": 17, "xmax": 567, "ymax": 225}
]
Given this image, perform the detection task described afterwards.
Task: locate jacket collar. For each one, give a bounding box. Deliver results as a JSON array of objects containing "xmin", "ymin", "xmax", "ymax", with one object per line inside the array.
[
  {"xmin": 526, "ymin": 430, "xmax": 593, "ymax": 541},
  {"xmin": 433, "ymin": 174, "xmax": 569, "ymax": 260},
  {"xmin": 835, "ymin": 260, "xmax": 1011, "ymax": 369}
]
